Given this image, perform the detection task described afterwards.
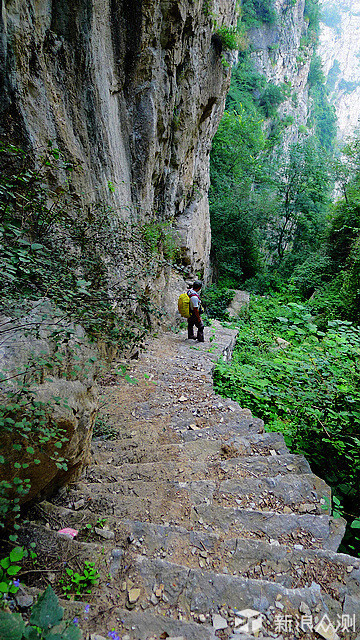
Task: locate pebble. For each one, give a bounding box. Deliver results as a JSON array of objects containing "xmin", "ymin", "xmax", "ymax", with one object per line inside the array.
[
  {"xmin": 212, "ymin": 614, "xmax": 228, "ymax": 630},
  {"xmin": 15, "ymin": 589, "xmax": 33, "ymax": 609},
  {"xmin": 94, "ymin": 527, "xmax": 115, "ymax": 539},
  {"xmin": 298, "ymin": 502, "xmax": 316, "ymax": 513},
  {"xmin": 155, "ymin": 585, "xmax": 164, "ymax": 597},
  {"xmin": 73, "ymin": 499, "xmax": 85, "ymax": 510},
  {"xmin": 128, "ymin": 588, "xmax": 141, "ymax": 604}
]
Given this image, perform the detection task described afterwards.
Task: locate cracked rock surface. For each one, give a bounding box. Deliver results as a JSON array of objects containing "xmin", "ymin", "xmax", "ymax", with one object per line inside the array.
[{"xmin": 24, "ymin": 322, "xmax": 360, "ymax": 639}]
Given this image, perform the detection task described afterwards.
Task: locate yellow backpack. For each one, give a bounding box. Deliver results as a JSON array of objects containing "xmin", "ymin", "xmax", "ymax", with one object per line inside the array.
[{"xmin": 178, "ymin": 293, "xmax": 191, "ymax": 318}]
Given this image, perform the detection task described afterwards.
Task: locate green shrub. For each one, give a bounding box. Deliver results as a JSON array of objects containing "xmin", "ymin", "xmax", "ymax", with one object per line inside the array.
[
  {"xmin": 0, "ymin": 143, "xmax": 171, "ymax": 353},
  {"xmin": 258, "ymin": 83, "xmax": 286, "ymax": 118},
  {"xmin": 214, "ymin": 296, "xmax": 360, "ymax": 554},
  {"xmin": 214, "ymin": 25, "xmax": 244, "ymax": 51},
  {"xmin": 60, "ymin": 561, "xmax": 99, "ymax": 600}
]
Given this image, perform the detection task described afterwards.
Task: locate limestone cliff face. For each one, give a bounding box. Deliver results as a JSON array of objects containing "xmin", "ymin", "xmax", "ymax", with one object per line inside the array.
[
  {"xmin": 247, "ymin": 0, "xmax": 311, "ymax": 144},
  {"xmin": 318, "ymin": 0, "xmax": 360, "ymax": 143},
  {"xmin": 1, "ymin": 0, "xmax": 236, "ymax": 292}
]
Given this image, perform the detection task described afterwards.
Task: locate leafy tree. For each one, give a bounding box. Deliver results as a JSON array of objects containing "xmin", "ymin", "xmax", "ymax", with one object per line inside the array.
[
  {"xmin": 225, "ymin": 55, "xmax": 266, "ymax": 115},
  {"xmin": 264, "ymin": 139, "xmax": 331, "ymax": 265}
]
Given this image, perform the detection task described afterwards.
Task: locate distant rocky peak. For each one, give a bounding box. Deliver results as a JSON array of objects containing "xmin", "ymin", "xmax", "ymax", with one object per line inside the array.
[{"xmin": 318, "ymin": 0, "xmax": 360, "ymax": 141}]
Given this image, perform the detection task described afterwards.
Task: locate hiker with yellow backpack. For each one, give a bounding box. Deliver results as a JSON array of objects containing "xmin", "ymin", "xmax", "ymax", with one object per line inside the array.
[{"xmin": 178, "ymin": 280, "xmax": 204, "ymax": 342}]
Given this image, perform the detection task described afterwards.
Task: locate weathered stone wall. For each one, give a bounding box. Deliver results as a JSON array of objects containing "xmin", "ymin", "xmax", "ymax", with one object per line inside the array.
[{"xmin": 1, "ymin": 0, "xmax": 237, "ymax": 295}]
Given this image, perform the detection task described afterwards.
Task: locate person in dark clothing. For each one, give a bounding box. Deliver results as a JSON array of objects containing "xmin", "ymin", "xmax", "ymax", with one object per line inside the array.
[{"xmin": 187, "ymin": 280, "xmax": 204, "ymax": 342}]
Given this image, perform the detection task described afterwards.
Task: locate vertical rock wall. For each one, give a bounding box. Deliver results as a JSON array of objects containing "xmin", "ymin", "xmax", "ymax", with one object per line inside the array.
[
  {"xmin": 1, "ymin": 0, "xmax": 237, "ymax": 290},
  {"xmin": 247, "ymin": 0, "xmax": 311, "ymax": 145},
  {"xmin": 318, "ymin": 0, "xmax": 360, "ymax": 143}
]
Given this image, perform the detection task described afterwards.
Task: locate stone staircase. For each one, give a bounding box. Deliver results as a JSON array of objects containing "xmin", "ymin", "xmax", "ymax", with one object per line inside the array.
[{"xmin": 23, "ymin": 322, "xmax": 360, "ymax": 639}]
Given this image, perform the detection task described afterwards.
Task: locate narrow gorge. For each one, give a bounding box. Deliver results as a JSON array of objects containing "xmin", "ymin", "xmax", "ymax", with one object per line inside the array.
[{"xmin": 0, "ymin": 0, "xmax": 360, "ymax": 639}]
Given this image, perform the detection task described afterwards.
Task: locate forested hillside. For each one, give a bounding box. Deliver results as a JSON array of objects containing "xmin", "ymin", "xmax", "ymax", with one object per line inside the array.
[
  {"xmin": 208, "ymin": 0, "xmax": 360, "ymax": 554},
  {"xmin": 210, "ymin": 0, "xmax": 360, "ymax": 323}
]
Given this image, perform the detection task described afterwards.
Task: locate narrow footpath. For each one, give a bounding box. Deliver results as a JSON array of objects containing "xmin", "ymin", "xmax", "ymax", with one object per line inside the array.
[{"xmin": 27, "ymin": 322, "xmax": 360, "ymax": 640}]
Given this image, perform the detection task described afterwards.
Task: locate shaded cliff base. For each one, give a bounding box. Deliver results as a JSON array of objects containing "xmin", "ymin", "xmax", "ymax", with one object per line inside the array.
[{"xmin": 15, "ymin": 322, "xmax": 360, "ymax": 639}]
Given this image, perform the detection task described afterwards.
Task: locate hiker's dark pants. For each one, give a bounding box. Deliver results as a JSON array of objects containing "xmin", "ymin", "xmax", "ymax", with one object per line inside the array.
[{"xmin": 188, "ymin": 314, "xmax": 204, "ymax": 342}]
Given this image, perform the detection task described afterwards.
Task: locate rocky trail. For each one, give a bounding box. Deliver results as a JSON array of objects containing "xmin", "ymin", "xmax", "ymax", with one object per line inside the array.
[{"xmin": 22, "ymin": 322, "xmax": 360, "ymax": 640}]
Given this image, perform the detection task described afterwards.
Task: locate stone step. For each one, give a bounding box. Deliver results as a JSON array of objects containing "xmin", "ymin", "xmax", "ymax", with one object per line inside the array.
[
  {"xmin": 184, "ymin": 414, "xmax": 264, "ymax": 432},
  {"xmin": 107, "ymin": 609, "xmax": 219, "ymax": 640},
  {"xmin": 169, "ymin": 401, "xmax": 264, "ymax": 431},
  {"xmin": 85, "ymin": 460, "xmax": 208, "ymax": 484},
  {"xmin": 192, "ymin": 504, "xmax": 346, "ymax": 551},
  {"xmin": 183, "ymin": 429, "xmax": 289, "ymax": 455},
  {"xmin": 92, "ymin": 440, "xmax": 182, "ymax": 465},
  {"xmin": 67, "ymin": 471, "xmax": 330, "ymax": 517},
  {"xmin": 104, "ymin": 608, "xmax": 279, "ymax": 640},
  {"xmin": 68, "ymin": 479, "xmax": 192, "ymax": 501},
  {"xmin": 219, "ymin": 452, "xmax": 312, "ymax": 477},
  {"xmin": 178, "ymin": 436, "xmax": 289, "ymax": 467},
  {"xmin": 117, "ymin": 554, "xmax": 343, "ymax": 623},
  {"xmin": 90, "ymin": 432, "xmax": 290, "ymax": 470},
  {"xmin": 118, "ymin": 520, "xmax": 360, "ymax": 596},
  {"xmin": 32, "ymin": 502, "xmax": 360, "ymax": 588},
  {"xmin": 26, "ymin": 508, "xmax": 359, "ymax": 634},
  {"xmin": 181, "ymin": 420, "xmax": 267, "ymax": 442},
  {"xmin": 221, "ymin": 537, "xmax": 360, "ymax": 595},
  {"xmin": 56, "ymin": 487, "xmax": 192, "ymax": 526},
  {"xmin": 214, "ymin": 473, "xmax": 331, "ymax": 514},
  {"xmin": 84, "ymin": 452, "xmax": 311, "ymax": 486}
]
